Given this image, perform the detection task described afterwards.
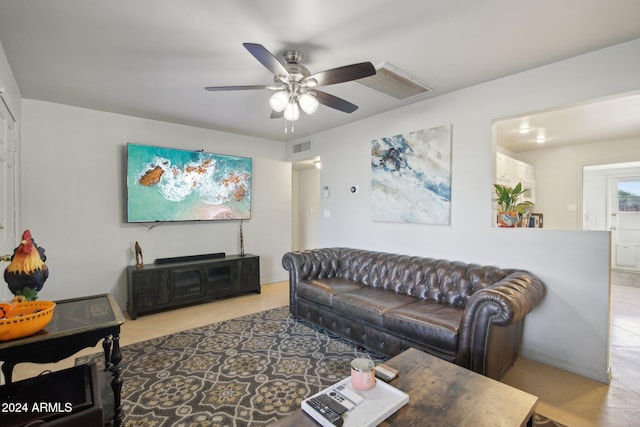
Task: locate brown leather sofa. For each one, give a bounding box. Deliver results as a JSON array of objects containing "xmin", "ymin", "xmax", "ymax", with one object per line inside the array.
[{"xmin": 282, "ymin": 248, "xmax": 544, "ymax": 379}]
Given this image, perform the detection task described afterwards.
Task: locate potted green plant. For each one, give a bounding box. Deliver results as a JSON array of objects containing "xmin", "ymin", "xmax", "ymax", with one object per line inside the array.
[{"xmin": 494, "ymin": 183, "xmax": 533, "ymax": 227}]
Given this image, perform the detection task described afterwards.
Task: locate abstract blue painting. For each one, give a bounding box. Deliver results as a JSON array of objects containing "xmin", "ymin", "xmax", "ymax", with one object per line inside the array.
[{"xmin": 371, "ymin": 125, "xmax": 452, "ymax": 224}]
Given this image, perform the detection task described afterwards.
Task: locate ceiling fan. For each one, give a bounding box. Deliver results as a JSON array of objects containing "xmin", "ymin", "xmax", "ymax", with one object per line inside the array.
[{"xmin": 205, "ymin": 43, "xmax": 376, "ymax": 128}]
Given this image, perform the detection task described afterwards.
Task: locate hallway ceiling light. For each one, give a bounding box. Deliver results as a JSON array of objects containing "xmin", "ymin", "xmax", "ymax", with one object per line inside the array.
[{"xmin": 519, "ymin": 123, "xmax": 531, "ymax": 134}]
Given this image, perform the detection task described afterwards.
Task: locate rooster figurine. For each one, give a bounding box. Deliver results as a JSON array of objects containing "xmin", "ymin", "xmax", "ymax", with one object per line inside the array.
[{"xmin": 3, "ymin": 230, "xmax": 49, "ymax": 300}]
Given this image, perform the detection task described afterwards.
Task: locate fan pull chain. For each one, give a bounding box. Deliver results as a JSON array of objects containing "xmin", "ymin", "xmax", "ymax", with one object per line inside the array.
[{"xmin": 284, "ymin": 120, "xmax": 295, "ymax": 134}]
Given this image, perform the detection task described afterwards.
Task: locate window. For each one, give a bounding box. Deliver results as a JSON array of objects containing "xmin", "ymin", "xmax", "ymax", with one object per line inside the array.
[{"xmin": 618, "ymin": 181, "xmax": 640, "ymax": 212}]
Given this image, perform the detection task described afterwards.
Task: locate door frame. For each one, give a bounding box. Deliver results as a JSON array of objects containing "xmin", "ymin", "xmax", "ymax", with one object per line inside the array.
[{"xmin": 0, "ymin": 95, "xmax": 18, "ymax": 301}]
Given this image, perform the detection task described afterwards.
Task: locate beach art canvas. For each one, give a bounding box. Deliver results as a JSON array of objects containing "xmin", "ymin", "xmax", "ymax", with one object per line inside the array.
[
  {"xmin": 127, "ymin": 143, "xmax": 252, "ymax": 222},
  {"xmin": 371, "ymin": 125, "xmax": 452, "ymax": 224}
]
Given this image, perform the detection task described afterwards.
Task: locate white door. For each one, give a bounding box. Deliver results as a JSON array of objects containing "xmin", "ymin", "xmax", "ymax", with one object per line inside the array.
[
  {"xmin": 609, "ymin": 176, "xmax": 640, "ymax": 271},
  {"xmin": 0, "ymin": 97, "xmax": 17, "ymax": 301}
]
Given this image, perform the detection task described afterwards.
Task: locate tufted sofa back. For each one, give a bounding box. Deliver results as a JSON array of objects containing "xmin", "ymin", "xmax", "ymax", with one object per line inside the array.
[{"xmin": 334, "ymin": 248, "xmax": 509, "ymax": 307}]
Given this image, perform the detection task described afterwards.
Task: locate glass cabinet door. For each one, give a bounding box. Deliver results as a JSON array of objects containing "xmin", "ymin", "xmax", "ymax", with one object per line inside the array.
[
  {"xmin": 204, "ymin": 262, "xmax": 236, "ymax": 298},
  {"xmin": 172, "ymin": 267, "xmax": 204, "ymax": 301}
]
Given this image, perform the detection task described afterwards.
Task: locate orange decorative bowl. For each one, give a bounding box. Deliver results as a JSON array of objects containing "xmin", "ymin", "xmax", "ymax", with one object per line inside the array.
[{"xmin": 0, "ymin": 299, "xmax": 56, "ymax": 341}]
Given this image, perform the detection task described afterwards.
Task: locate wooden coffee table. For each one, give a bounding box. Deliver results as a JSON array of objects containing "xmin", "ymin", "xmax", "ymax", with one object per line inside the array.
[{"xmin": 272, "ymin": 347, "xmax": 537, "ymax": 427}]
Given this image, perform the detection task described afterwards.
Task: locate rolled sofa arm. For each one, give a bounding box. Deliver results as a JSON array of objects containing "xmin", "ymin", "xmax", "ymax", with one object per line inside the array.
[
  {"xmin": 281, "ymin": 248, "xmax": 344, "ymax": 282},
  {"xmin": 465, "ymin": 271, "xmax": 544, "ymax": 326},
  {"xmin": 457, "ymin": 271, "xmax": 544, "ymax": 376},
  {"xmin": 282, "ymin": 248, "xmax": 344, "ymax": 314}
]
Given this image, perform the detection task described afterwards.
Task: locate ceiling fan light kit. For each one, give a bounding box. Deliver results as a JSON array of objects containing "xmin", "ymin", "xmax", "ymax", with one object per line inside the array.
[
  {"xmin": 284, "ymin": 101, "xmax": 300, "ymax": 122},
  {"xmin": 298, "ymin": 92, "xmax": 319, "ymax": 115},
  {"xmin": 269, "ymin": 91, "xmax": 289, "ymax": 112},
  {"xmin": 205, "ymin": 43, "xmax": 376, "ymax": 132}
]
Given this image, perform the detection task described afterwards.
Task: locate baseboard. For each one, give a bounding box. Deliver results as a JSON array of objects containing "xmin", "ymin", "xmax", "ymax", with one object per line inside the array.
[
  {"xmin": 519, "ymin": 348, "xmax": 611, "ymax": 384},
  {"xmin": 260, "ymin": 273, "xmax": 289, "ymax": 284}
]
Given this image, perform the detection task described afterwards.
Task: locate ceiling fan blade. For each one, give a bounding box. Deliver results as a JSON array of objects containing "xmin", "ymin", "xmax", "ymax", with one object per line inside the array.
[
  {"xmin": 314, "ymin": 90, "xmax": 359, "ymax": 113},
  {"xmin": 306, "ymin": 62, "xmax": 376, "ymax": 86},
  {"xmin": 243, "ymin": 43, "xmax": 289, "ymax": 77},
  {"xmin": 270, "ymin": 110, "xmax": 284, "ymax": 119},
  {"xmin": 205, "ymin": 85, "xmax": 268, "ymax": 91}
]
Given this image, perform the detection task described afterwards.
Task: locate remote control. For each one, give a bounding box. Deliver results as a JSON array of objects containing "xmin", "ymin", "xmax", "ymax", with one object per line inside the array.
[
  {"xmin": 327, "ymin": 390, "xmax": 355, "ymax": 410},
  {"xmin": 333, "ymin": 384, "xmax": 364, "ymax": 405},
  {"xmin": 316, "ymin": 393, "xmax": 348, "ymax": 414},
  {"xmin": 303, "ymin": 395, "xmax": 344, "ymax": 427}
]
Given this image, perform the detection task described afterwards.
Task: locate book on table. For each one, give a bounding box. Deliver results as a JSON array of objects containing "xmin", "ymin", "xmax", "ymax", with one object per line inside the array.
[{"xmin": 301, "ymin": 376, "xmax": 409, "ymax": 427}]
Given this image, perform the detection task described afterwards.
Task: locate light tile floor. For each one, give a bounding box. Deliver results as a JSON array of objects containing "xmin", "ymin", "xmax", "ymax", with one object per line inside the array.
[
  {"xmin": 11, "ymin": 281, "xmax": 290, "ymax": 381},
  {"xmin": 501, "ymin": 283, "xmax": 640, "ymax": 427},
  {"xmin": 9, "ymin": 281, "xmax": 640, "ymax": 426}
]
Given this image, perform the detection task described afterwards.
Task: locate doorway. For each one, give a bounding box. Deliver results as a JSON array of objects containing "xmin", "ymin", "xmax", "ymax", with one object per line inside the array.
[
  {"xmin": 584, "ymin": 165, "xmax": 640, "ymax": 394},
  {"xmin": 291, "ymin": 158, "xmax": 321, "ymax": 251},
  {"xmin": 584, "ymin": 162, "xmax": 640, "ymax": 273}
]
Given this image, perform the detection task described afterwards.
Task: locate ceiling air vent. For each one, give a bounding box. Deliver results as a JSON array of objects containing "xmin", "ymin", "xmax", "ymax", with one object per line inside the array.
[
  {"xmin": 292, "ymin": 140, "xmax": 312, "ymax": 154},
  {"xmin": 356, "ymin": 62, "xmax": 433, "ymax": 100}
]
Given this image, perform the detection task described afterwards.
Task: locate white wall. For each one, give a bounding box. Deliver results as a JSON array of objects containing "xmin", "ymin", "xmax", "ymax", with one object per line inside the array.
[
  {"xmin": 289, "ymin": 39, "xmax": 640, "ymax": 382},
  {"xmin": 518, "ymin": 136, "xmax": 640, "ymax": 229},
  {"xmin": 20, "ymin": 100, "xmax": 291, "ymax": 310},
  {"xmin": 583, "ymin": 167, "xmax": 611, "ymax": 231},
  {"xmin": 291, "ymin": 170, "xmax": 300, "ymax": 250}
]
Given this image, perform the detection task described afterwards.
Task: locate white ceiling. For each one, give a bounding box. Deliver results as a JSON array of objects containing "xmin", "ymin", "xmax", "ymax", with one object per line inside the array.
[
  {"xmin": 495, "ymin": 91, "xmax": 640, "ymax": 153},
  {"xmin": 0, "ymin": 0, "xmax": 639, "ymax": 143}
]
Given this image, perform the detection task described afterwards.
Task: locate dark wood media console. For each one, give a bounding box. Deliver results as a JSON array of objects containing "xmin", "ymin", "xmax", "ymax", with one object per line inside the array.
[{"xmin": 126, "ymin": 254, "xmax": 260, "ymax": 319}]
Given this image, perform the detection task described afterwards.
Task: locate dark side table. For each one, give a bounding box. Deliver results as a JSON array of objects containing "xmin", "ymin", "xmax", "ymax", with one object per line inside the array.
[{"xmin": 0, "ymin": 293, "xmax": 125, "ymax": 426}]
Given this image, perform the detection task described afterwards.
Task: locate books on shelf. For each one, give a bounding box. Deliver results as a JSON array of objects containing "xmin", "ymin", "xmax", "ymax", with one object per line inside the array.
[{"xmin": 301, "ymin": 376, "xmax": 409, "ymax": 427}]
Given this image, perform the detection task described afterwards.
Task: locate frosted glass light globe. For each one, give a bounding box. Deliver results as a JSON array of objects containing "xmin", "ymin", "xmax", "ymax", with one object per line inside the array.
[
  {"xmin": 269, "ymin": 91, "xmax": 289, "ymax": 112},
  {"xmin": 298, "ymin": 93, "xmax": 319, "ymax": 115},
  {"xmin": 283, "ymin": 102, "xmax": 300, "ymax": 121}
]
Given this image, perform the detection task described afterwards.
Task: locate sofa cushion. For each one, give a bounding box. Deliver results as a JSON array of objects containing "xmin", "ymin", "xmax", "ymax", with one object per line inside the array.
[
  {"xmin": 332, "ymin": 288, "xmax": 417, "ymax": 327},
  {"xmin": 384, "ymin": 300, "xmax": 464, "ymax": 352},
  {"xmin": 296, "ymin": 278, "xmax": 365, "ymax": 308}
]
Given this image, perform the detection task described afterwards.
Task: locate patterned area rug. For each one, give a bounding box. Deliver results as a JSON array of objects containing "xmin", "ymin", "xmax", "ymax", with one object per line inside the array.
[
  {"xmin": 77, "ymin": 306, "xmax": 386, "ymax": 426},
  {"xmin": 77, "ymin": 306, "xmax": 565, "ymax": 427}
]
